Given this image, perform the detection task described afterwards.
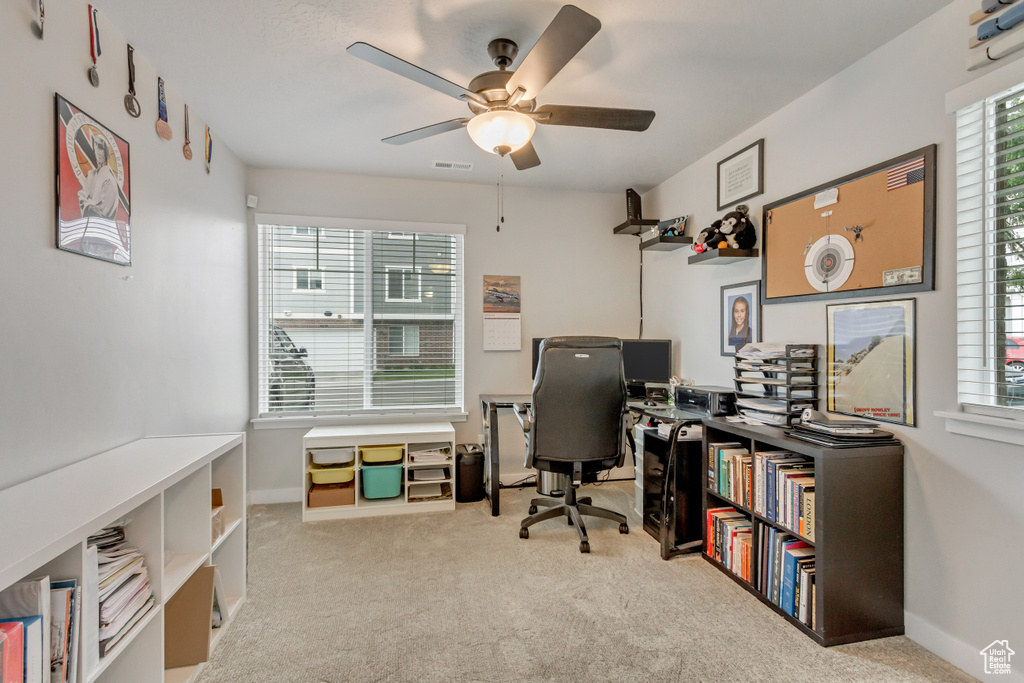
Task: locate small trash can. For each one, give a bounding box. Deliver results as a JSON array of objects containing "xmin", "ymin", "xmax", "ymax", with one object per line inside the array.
[
  {"xmin": 536, "ymin": 471, "xmax": 565, "ymax": 497},
  {"xmin": 455, "ymin": 444, "xmax": 484, "ymax": 502}
]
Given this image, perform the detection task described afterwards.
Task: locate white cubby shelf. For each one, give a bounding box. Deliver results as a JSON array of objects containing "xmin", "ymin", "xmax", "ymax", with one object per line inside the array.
[{"xmin": 0, "ymin": 433, "xmax": 247, "ymax": 683}]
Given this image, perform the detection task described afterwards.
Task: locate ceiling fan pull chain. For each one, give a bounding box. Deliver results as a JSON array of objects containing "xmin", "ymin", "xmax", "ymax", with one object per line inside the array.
[{"xmin": 496, "ymin": 153, "xmax": 505, "ymax": 232}]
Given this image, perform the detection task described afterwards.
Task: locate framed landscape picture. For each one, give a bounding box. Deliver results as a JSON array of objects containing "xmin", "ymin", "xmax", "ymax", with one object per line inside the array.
[
  {"xmin": 721, "ymin": 280, "xmax": 762, "ymax": 356},
  {"xmin": 826, "ymin": 298, "xmax": 916, "ymax": 426},
  {"xmin": 55, "ymin": 94, "xmax": 132, "ymax": 265}
]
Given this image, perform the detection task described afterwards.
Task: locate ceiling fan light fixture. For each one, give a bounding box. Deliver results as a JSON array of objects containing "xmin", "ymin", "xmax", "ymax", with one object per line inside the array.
[{"xmin": 467, "ymin": 109, "xmax": 536, "ymax": 155}]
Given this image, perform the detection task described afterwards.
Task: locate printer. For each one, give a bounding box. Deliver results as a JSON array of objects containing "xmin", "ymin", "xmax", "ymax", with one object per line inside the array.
[{"xmin": 672, "ymin": 384, "xmax": 736, "ymax": 417}]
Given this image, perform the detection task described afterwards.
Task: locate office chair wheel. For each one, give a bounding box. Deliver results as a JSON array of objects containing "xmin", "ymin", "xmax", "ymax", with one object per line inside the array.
[
  {"xmin": 529, "ymin": 505, "xmax": 537, "ymax": 514},
  {"xmin": 619, "ymin": 523, "xmax": 629, "ymax": 534},
  {"xmin": 519, "ymin": 527, "xmax": 529, "ymax": 539},
  {"xmin": 579, "ymin": 541, "xmax": 590, "ymax": 553}
]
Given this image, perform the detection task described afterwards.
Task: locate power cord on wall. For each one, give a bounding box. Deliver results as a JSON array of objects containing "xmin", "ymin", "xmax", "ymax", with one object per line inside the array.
[{"xmin": 638, "ymin": 237, "xmax": 644, "ymax": 338}]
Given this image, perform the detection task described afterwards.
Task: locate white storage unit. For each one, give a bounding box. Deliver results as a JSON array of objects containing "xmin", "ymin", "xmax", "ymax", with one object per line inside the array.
[
  {"xmin": 0, "ymin": 433, "xmax": 246, "ymax": 683},
  {"xmin": 634, "ymin": 424, "xmax": 646, "ymax": 516},
  {"xmin": 302, "ymin": 423, "xmax": 456, "ymax": 522}
]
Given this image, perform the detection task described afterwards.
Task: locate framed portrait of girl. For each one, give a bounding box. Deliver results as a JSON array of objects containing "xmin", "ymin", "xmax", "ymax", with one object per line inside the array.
[{"xmin": 721, "ymin": 280, "xmax": 762, "ymax": 356}]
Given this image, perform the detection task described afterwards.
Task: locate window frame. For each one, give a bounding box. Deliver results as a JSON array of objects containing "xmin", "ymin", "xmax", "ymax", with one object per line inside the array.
[
  {"xmin": 293, "ymin": 266, "xmax": 325, "ymax": 292},
  {"xmin": 253, "ymin": 213, "xmax": 466, "ymax": 424}
]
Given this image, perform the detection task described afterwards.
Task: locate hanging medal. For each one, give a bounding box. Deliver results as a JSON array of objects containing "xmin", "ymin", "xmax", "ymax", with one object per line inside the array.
[
  {"xmin": 124, "ymin": 45, "xmax": 141, "ymax": 118},
  {"xmin": 182, "ymin": 105, "xmax": 193, "ymax": 160},
  {"xmin": 37, "ymin": 0, "xmax": 45, "ymax": 38},
  {"xmin": 87, "ymin": 5, "xmax": 101, "ymax": 87},
  {"xmin": 204, "ymin": 125, "xmax": 212, "ymax": 174},
  {"xmin": 155, "ymin": 77, "xmax": 173, "ymax": 140}
]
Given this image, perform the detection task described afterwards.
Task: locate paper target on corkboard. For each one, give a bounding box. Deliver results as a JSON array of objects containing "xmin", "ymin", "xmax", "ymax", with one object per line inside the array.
[
  {"xmin": 804, "ymin": 234, "xmax": 855, "ymax": 292},
  {"xmin": 761, "ymin": 145, "xmax": 936, "ymax": 304}
]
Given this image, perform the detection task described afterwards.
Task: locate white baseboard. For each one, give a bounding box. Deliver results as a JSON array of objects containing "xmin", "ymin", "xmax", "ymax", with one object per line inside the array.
[
  {"xmin": 249, "ymin": 487, "xmax": 302, "ymax": 505},
  {"xmin": 906, "ymin": 611, "xmax": 1023, "ymax": 682}
]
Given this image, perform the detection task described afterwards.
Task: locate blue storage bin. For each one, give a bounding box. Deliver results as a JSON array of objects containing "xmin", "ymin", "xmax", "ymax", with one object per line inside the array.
[{"xmin": 361, "ymin": 463, "xmax": 403, "ymax": 499}]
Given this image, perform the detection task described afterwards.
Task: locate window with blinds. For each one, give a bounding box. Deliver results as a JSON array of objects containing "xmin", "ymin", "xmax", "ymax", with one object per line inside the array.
[
  {"xmin": 257, "ymin": 218, "xmax": 464, "ymax": 417},
  {"xmin": 955, "ymin": 84, "xmax": 1024, "ymax": 415}
]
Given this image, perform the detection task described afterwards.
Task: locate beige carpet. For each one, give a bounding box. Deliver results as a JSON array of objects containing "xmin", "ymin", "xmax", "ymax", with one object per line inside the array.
[{"xmin": 196, "ymin": 481, "xmax": 974, "ymax": 683}]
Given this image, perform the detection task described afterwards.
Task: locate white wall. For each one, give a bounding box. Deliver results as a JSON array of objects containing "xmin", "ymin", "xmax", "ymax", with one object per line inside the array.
[
  {"xmin": 643, "ymin": 1, "xmax": 1023, "ymax": 678},
  {"xmin": 245, "ymin": 169, "xmax": 638, "ymax": 498},
  {"xmin": 0, "ymin": 1, "xmax": 249, "ymax": 489}
]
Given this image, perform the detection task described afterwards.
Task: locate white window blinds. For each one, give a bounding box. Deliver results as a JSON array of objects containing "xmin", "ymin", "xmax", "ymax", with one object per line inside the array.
[
  {"xmin": 257, "ymin": 217, "xmax": 464, "ymax": 417},
  {"xmin": 955, "ymin": 85, "xmax": 1024, "ymax": 414}
]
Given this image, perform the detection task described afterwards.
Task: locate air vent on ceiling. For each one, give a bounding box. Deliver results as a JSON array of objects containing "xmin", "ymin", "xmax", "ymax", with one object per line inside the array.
[{"xmin": 432, "ymin": 160, "xmax": 474, "ymax": 171}]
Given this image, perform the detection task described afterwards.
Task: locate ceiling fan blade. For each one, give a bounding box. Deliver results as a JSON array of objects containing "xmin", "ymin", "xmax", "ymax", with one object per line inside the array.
[
  {"xmin": 504, "ymin": 5, "xmax": 601, "ymax": 101},
  {"xmin": 347, "ymin": 42, "xmax": 484, "ymax": 104},
  {"xmin": 510, "ymin": 141, "xmax": 541, "ymax": 170},
  {"xmin": 533, "ymin": 105, "xmax": 655, "ymax": 131},
  {"xmin": 382, "ymin": 118, "xmax": 471, "ymax": 145}
]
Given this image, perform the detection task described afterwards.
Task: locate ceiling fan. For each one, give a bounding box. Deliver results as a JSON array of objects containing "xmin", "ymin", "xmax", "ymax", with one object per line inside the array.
[{"xmin": 347, "ymin": 4, "xmax": 656, "ymax": 170}]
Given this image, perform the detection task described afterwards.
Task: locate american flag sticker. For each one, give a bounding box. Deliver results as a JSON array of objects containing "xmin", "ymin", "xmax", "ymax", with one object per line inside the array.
[{"xmin": 886, "ymin": 156, "xmax": 925, "ymax": 191}]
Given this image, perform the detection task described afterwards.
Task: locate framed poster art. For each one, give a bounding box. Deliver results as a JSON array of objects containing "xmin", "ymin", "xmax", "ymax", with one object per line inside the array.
[
  {"xmin": 721, "ymin": 280, "xmax": 762, "ymax": 356},
  {"xmin": 55, "ymin": 94, "xmax": 132, "ymax": 265},
  {"xmin": 761, "ymin": 144, "xmax": 936, "ymax": 304},
  {"xmin": 826, "ymin": 298, "xmax": 916, "ymax": 427},
  {"xmin": 717, "ymin": 138, "xmax": 764, "ymax": 210}
]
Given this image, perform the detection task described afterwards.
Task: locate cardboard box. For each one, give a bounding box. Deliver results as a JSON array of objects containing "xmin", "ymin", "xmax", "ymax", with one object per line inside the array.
[
  {"xmin": 164, "ymin": 565, "xmax": 215, "ymax": 669},
  {"xmin": 308, "ymin": 481, "xmax": 355, "ymax": 508},
  {"xmin": 211, "ymin": 488, "xmax": 225, "ymax": 542}
]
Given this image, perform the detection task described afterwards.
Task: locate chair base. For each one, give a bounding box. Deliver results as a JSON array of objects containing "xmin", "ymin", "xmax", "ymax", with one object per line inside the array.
[{"xmin": 519, "ymin": 484, "xmax": 628, "ymax": 553}]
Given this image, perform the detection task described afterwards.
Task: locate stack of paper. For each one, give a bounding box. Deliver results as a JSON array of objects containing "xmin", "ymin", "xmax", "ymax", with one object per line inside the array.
[
  {"xmin": 409, "ymin": 443, "xmax": 451, "ymax": 465},
  {"xmin": 87, "ymin": 527, "xmax": 155, "ymax": 658}
]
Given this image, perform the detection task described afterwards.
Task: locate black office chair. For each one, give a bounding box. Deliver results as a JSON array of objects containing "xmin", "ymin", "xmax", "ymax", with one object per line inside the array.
[{"xmin": 514, "ymin": 336, "xmax": 630, "ymax": 553}]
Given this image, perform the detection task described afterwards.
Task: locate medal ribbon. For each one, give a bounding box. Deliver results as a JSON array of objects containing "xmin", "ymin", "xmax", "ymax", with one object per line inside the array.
[
  {"xmin": 89, "ymin": 5, "xmax": 101, "ymax": 65},
  {"xmin": 157, "ymin": 77, "xmax": 169, "ymax": 123},
  {"xmin": 184, "ymin": 105, "xmax": 190, "ymax": 144},
  {"xmin": 205, "ymin": 126, "xmax": 213, "ymax": 166},
  {"xmin": 127, "ymin": 44, "xmax": 137, "ymax": 96}
]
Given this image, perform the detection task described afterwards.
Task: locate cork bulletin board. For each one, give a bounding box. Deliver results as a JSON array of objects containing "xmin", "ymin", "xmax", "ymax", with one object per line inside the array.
[{"xmin": 761, "ymin": 145, "xmax": 936, "ymax": 304}]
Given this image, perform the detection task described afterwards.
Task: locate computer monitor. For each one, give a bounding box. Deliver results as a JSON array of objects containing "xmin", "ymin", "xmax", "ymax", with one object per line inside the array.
[{"xmin": 531, "ymin": 338, "xmax": 672, "ymax": 387}]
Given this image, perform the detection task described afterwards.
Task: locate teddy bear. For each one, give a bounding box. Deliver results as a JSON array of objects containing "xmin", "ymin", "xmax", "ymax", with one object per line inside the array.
[{"xmin": 693, "ymin": 205, "xmax": 757, "ymax": 253}]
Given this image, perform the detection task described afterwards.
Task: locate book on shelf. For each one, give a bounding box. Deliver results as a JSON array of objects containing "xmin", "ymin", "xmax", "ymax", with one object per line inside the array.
[
  {"xmin": 0, "ymin": 620, "xmax": 24, "ymax": 683},
  {"xmin": 764, "ymin": 456, "xmax": 811, "ymax": 523},
  {"xmin": 49, "ymin": 579, "xmax": 78, "ymax": 683},
  {"xmin": 782, "ymin": 547, "xmax": 815, "ymax": 617},
  {"xmin": 803, "ymin": 491, "xmax": 815, "ymax": 541},
  {"xmin": 0, "ymin": 576, "xmax": 50, "ymax": 683},
  {"xmin": 798, "ymin": 562, "xmax": 816, "ymax": 626},
  {"xmin": 706, "ymin": 442, "xmax": 741, "ymax": 490}
]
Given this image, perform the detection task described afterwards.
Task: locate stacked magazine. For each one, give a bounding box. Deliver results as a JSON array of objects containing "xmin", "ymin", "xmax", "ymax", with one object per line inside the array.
[{"xmin": 86, "ymin": 526, "xmax": 156, "ymax": 657}]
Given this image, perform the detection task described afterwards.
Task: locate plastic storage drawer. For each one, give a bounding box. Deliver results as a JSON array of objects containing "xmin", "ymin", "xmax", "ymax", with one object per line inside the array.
[
  {"xmin": 361, "ymin": 463, "xmax": 403, "ymax": 499},
  {"xmin": 308, "ymin": 464, "xmax": 355, "ymax": 484},
  {"xmin": 310, "ymin": 447, "xmax": 355, "ymax": 466},
  {"xmin": 360, "ymin": 445, "xmax": 404, "ymax": 464}
]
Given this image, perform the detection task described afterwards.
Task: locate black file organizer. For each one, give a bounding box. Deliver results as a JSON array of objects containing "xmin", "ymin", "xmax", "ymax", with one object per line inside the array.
[{"xmin": 733, "ymin": 344, "xmax": 819, "ymax": 426}]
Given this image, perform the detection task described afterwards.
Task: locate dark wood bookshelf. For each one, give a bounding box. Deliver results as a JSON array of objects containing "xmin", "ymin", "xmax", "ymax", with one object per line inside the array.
[
  {"xmin": 640, "ymin": 234, "xmax": 693, "ymax": 251},
  {"xmin": 613, "ymin": 218, "xmax": 660, "ymax": 235},
  {"xmin": 688, "ymin": 247, "xmax": 759, "ymax": 264},
  {"xmin": 702, "ymin": 416, "xmax": 904, "ymax": 647}
]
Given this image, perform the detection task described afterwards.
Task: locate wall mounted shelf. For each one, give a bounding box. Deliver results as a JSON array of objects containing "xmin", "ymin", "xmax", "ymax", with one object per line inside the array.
[
  {"xmin": 640, "ymin": 234, "xmax": 693, "ymax": 251},
  {"xmin": 688, "ymin": 248, "xmax": 759, "ymax": 265},
  {"xmin": 613, "ymin": 218, "xmax": 660, "ymax": 235}
]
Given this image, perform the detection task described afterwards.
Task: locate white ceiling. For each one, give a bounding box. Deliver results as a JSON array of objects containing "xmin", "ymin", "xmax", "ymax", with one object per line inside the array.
[{"xmin": 99, "ymin": 0, "xmax": 954, "ymax": 193}]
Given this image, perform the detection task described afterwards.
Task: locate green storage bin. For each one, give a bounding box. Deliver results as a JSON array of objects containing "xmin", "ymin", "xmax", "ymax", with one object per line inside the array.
[{"xmin": 361, "ymin": 463, "xmax": 403, "ymax": 499}]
